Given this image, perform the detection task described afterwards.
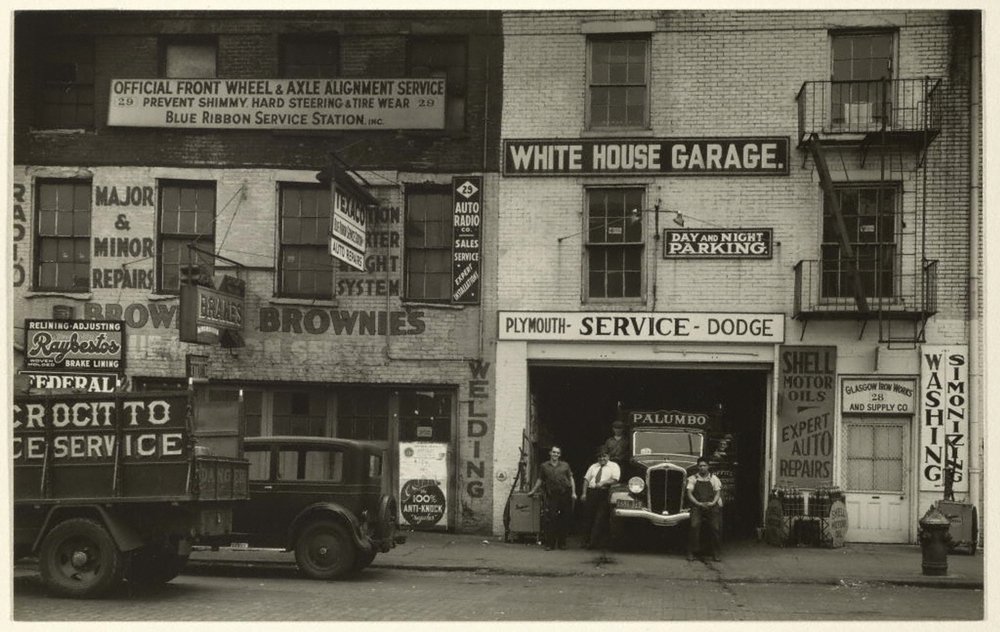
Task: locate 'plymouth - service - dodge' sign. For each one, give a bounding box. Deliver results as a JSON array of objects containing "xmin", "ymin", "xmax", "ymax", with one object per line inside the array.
[{"xmin": 502, "ymin": 137, "xmax": 789, "ymax": 176}]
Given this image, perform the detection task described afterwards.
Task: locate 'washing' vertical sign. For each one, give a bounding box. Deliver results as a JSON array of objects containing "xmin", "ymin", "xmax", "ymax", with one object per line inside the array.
[{"xmin": 919, "ymin": 345, "xmax": 969, "ymax": 492}]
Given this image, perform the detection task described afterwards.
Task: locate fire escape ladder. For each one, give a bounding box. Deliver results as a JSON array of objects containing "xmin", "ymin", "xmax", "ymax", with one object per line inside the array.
[{"xmin": 807, "ymin": 134, "xmax": 870, "ymax": 315}]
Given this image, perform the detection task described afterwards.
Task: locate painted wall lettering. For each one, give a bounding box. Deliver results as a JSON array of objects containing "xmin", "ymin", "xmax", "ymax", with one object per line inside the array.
[
  {"xmin": 94, "ymin": 185, "xmax": 154, "ymax": 207},
  {"xmin": 84, "ymin": 302, "xmax": 178, "ymax": 329},
  {"xmin": 920, "ymin": 346, "xmax": 969, "ymax": 492},
  {"xmin": 465, "ymin": 359, "xmax": 491, "ymax": 500},
  {"xmin": 775, "ymin": 346, "xmax": 837, "ymax": 488},
  {"xmin": 258, "ymin": 307, "xmax": 425, "ymax": 335},
  {"xmin": 13, "ymin": 183, "xmax": 26, "ymax": 287}
]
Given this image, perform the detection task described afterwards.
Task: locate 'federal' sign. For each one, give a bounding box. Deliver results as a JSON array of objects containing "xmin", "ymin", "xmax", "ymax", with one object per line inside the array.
[{"xmin": 503, "ymin": 138, "xmax": 789, "ymax": 176}]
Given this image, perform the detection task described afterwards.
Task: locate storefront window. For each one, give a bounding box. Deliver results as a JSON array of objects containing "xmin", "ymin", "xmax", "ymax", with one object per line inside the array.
[
  {"xmin": 339, "ymin": 388, "xmax": 389, "ymax": 441},
  {"xmin": 273, "ymin": 391, "xmax": 327, "ymax": 436},
  {"xmin": 398, "ymin": 390, "xmax": 452, "ymax": 442},
  {"xmin": 244, "ymin": 390, "xmax": 263, "ymax": 437}
]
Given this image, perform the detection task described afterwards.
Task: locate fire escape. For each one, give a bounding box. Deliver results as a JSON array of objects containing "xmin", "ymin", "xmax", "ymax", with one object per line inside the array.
[{"xmin": 794, "ymin": 77, "xmax": 942, "ymax": 347}]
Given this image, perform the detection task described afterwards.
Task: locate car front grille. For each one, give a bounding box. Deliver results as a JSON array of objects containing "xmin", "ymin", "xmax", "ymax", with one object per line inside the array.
[{"xmin": 648, "ymin": 468, "xmax": 685, "ymax": 514}]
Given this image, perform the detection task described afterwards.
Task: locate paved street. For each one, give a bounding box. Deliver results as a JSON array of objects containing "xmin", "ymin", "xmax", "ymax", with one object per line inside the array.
[{"xmin": 12, "ymin": 564, "xmax": 983, "ymax": 621}]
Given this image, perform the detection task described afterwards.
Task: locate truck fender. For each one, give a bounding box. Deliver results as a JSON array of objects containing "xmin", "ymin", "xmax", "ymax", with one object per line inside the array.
[
  {"xmin": 33, "ymin": 505, "xmax": 145, "ymax": 554},
  {"xmin": 287, "ymin": 503, "xmax": 372, "ymax": 553}
]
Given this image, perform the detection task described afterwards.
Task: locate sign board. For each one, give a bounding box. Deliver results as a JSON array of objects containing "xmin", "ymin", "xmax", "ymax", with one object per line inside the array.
[
  {"xmin": 628, "ymin": 409, "xmax": 714, "ymax": 429},
  {"xmin": 503, "ymin": 137, "xmax": 790, "ymax": 176},
  {"xmin": 663, "ymin": 228, "xmax": 772, "ymax": 259},
  {"xmin": 24, "ymin": 319, "xmax": 125, "ymax": 373},
  {"xmin": 179, "ymin": 279, "xmax": 245, "ymax": 345},
  {"xmin": 775, "ymin": 346, "xmax": 837, "ymax": 489},
  {"xmin": 327, "ymin": 165, "xmax": 376, "ymax": 271},
  {"xmin": 108, "ymin": 78, "xmax": 446, "ymax": 130},
  {"xmin": 398, "ymin": 442, "xmax": 449, "ymax": 530},
  {"xmin": 452, "ymin": 176, "xmax": 482, "ymax": 304},
  {"xmin": 21, "ymin": 372, "xmax": 122, "ymax": 393},
  {"xmin": 186, "ymin": 354, "xmax": 210, "ymax": 380},
  {"xmin": 919, "ymin": 346, "xmax": 969, "ymax": 493},
  {"xmin": 841, "ymin": 377, "xmax": 916, "ymax": 415},
  {"xmin": 498, "ymin": 311, "xmax": 784, "ymax": 344}
]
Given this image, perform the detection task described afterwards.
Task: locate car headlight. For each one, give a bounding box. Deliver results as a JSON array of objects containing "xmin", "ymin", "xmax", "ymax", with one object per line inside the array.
[{"xmin": 628, "ymin": 476, "xmax": 645, "ymax": 494}]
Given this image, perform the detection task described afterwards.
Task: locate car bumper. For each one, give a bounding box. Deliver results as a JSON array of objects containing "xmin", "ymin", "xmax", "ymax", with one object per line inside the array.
[{"xmin": 613, "ymin": 506, "xmax": 690, "ymax": 527}]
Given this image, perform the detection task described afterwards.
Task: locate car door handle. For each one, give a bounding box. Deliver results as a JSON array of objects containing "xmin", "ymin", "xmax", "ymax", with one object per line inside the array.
[{"xmin": 263, "ymin": 485, "xmax": 273, "ymax": 490}]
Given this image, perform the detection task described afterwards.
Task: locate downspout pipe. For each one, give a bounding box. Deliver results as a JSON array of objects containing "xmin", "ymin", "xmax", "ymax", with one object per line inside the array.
[{"xmin": 967, "ymin": 12, "xmax": 981, "ymax": 518}]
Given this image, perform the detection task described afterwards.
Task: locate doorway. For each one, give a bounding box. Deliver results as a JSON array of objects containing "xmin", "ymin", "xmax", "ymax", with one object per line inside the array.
[{"xmin": 842, "ymin": 416, "xmax": 911, "ymax": 543}]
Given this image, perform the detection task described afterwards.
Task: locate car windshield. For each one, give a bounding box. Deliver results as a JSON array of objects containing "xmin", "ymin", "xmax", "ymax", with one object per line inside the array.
[{"xmin": 632, "ymin": 430, "xmax": 703, "ymax": 456}]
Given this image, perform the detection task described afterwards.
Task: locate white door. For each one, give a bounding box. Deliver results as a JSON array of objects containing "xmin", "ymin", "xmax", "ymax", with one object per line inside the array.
[{"xmin": 842, "ymin": 417, "xmax": 910, "ymax": 543}]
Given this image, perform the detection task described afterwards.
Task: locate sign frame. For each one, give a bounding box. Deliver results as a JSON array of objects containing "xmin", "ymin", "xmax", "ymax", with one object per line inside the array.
[
  {"xmin": 451, "ymin": 176, "xmax": 483, "ymax": 304},
  {"xmin": 662, "ymin": 228, "xmax": 773, "ymax": 259},
  {"xmin": 179, "ymin": 280, "xmax": 245, "ymax": 345},
  {"xmin": 23, "ymin": 319, "xmax": 126, "ymax": 373}
]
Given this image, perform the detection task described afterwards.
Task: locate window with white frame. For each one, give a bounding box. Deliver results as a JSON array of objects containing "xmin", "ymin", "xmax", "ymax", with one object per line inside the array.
[
  {"xmin": 830, "ymin": 31, "xmax": 894, "ymax": 128},
  {"xmin": 586, "ymin": 188, "xmax": 644, "ymax": 300},
  {"xmin": 163, "ymin": 37, "xmax": 217, "ymax": 78},
  {"xmin": 34, "ymin": 179, "xmax": 91, "ymax": 292},
  {"xmin": 588, "ymin": 36, "xmax": 649, "ymax": 129},
  {"xmin": 157, "ymin": 180, "xmax": 216, "ymax": 293},
  {"xmin": 404, "ymin": 187, "xmax": 452, "ymax": 301},
  {"xmin": 278, "ymin": 183, "xmax": 333, "ymax": 299}
]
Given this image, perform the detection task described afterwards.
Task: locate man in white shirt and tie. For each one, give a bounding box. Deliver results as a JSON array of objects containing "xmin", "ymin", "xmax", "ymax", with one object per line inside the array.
[{"xmin": 581, "ymin": 450, "xmax": 620, "ymax": 549}]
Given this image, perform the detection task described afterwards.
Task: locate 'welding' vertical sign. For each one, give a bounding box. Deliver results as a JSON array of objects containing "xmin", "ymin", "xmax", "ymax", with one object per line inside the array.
[{"xmin": 451, "ymin": 177, "xmax": 482, "ymax": 304}]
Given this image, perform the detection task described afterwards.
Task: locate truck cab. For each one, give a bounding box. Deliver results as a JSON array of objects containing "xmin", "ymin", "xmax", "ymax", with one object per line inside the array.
[{"xmin": 609, "ymin": 426, "xmax": 705, "ymax": 530}]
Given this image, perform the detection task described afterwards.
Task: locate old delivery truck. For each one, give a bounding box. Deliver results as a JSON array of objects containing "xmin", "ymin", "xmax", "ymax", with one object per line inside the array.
[{"xmin": 13, "ymin": 390, "xmax": 249, "ymax": 598}]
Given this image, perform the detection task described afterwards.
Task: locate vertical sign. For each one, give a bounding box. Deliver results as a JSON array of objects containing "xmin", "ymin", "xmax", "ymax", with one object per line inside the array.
[
  {"xmin": 328, "ymin": 165, "xmax": 372, "ymax": 272},
  {"xmin": 776, "ymin": 346, "xmax": 836, "ymax": 488},
  {"xmin": 451, "ymin": 176, "xmax": 482, "ymax": 304},
  {"xmin": 398, "ymin": 442, "xmax": 449, "ymax": 530},
  {"xmin": 919, "ymin": 345, "xmax": 969, "ymax": 492}
]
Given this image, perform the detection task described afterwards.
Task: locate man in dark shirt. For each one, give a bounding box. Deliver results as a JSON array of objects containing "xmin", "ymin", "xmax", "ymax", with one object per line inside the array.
[
  {"xmin": 602, "ymin": 420, "xmax": 630, "ymax": 471},
  {"xmin": 528, "ymin": 445, "xmax": 576, "ymax": 550}
]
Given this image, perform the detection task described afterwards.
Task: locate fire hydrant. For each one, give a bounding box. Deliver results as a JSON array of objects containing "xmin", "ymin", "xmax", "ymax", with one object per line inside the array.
[{"xmin": 918, "ymin": 504, "xmax": 952, "ymax": 576}]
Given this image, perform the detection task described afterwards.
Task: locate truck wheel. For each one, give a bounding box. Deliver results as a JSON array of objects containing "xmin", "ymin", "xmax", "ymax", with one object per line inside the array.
[
  {"xmin": 295, "ymin": 520, "xmax": 356, "ymax": 580},
  {"xmin": 354, "ymin": 548, "xmax": 377, "ymax": 571},
  {"xmin": 127, "ymin": 546, "xmax": 189, "ymax": 585},
  {"xmin": 39, "ymin": 518, "xmax": 123, "ymax": 598}
]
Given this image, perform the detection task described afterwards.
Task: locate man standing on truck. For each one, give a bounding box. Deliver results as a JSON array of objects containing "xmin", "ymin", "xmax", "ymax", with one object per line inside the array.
[
  {"xmin": 602, "ymin": 419, "xmax": 630, "ymax": 471},
  {"xmin": 528, "ymin": 445, "xmax": 576, "ymax": 550},
  {"xmin": 686, "ymin": 457, "xmax": 723, "ymax": 562},
  {"xmin": 581, "ymin": 450, "xmax": 620, "ymax": 549}
]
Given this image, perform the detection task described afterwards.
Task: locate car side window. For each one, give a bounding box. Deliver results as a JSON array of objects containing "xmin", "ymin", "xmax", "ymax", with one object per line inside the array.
[
  {"xmin": 246, "ymin": 449, "xmax": 270, "ymax": 481},
  {"xmin": 303, "ymin": 449, "xmax": 343, "ymax": 482},
  {"xmin": 368, "ymin": 455, "xmax": 382, "ymax": 479},
  {"xmin": 277, "ymin": 450, "xmax": 298, "ymax": 480}
]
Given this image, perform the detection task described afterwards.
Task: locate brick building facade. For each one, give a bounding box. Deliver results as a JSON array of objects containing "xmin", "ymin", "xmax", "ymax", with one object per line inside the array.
[
  {"xmin": 493, "ymin": 10, "xmax": 981, "ymax": 544},
  {"xmin": 12, "ymin": 11, "xmax": 502, "ymax": 533}
]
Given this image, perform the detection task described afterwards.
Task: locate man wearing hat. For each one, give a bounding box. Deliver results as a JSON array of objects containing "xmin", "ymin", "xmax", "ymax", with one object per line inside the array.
[{"xmin": 602, "ymin": 419, "xmax": 630, "ymax": 472}]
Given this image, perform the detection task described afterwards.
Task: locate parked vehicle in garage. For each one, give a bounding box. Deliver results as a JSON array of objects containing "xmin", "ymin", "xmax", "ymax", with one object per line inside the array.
[{"xmin": 228, "ymin": 436, "xmax": 403, "ymax": 579}]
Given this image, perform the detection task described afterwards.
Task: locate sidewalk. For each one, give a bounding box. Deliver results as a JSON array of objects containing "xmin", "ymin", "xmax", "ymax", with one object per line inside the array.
[{"xmin": 185, "ymin": 529, "xmax": 984, "ymax": 589}]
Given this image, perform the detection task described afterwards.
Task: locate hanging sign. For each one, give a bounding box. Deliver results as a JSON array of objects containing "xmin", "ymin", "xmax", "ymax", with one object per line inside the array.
[
  {"xmin": 24, "ymin": 319, "xmax": 125, "ymax": 373},
  {"xmin": 663, "ymin": 228, "xmax": 772, "ymax": 259},
  {"xmin": 328, "ymin": 165, "xmax": 377, "ymax": 271},
  {"xmin": 503, "ymin": 137, "xmax": 789, "ymax": 176},
  {"xmin": 179, "ymin": 276, "xmax": 245, "ymax": 346},
  {"xmin": 452, "ymin": 176, "xmax": 482, "ymax": 304},
  {"xmin": 775, "ymin": 346, "xmax": 837, "ymax": 489},
  {"xmin": 919, "ymin": 346, "xmax": 969, "ymax": 492}
]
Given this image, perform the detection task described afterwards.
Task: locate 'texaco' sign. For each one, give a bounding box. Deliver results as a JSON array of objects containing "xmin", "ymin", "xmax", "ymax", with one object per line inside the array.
[{"xmin": 503, "ymin": 138, "xmax": 789, "ymax": 176}]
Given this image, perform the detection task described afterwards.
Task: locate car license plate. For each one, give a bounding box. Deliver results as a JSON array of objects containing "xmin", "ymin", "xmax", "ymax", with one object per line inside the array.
[
  {"xmin": 616, "ymin": 499, "xmax": 640, "ymax": 509},
  {"xmin": 231, "ymin": 542, "xmax": 250, "ymax": 549}
]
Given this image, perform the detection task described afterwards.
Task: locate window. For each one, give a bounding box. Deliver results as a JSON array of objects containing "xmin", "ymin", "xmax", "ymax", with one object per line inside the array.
[
  {"xmin": 279, "ymin": 184, "xmax": 333, "ymax": 299},
  {"xmin": 398, "ymin": 390, "xmax": 452, "ymax": 442},
  {"xmin": 246, "ymin": 448, "xmax": 271, "ymax": 480},
  {"xmin": 586, "ymin": 188, "xmax": 644, "ymax": 300},
  {"xmin": 404, "ymin": 188, "xmax": 451, "ymax": 301},
  {"xmin": 163, "ymin": 38, "xmax": 217, "ymax": 78},
  {"xmin": 408, "ymin": 37, "xmax": 467, "ymax": 131},
  {"xmin": 280, "ymin": 35, "xmax": 339, "ymax": 77},
  {"xmin": 244, "ymin": 390, "xmax": 263, "ymax": 437},
  {"xmin": 339, "ymin": 389, "xmax": 389, "ymax": 441},
  {"xmin": 821, "ymin": 184, "xmax": 898, "ymax": 299},
  {"xmin": 157, "ymin": 181, "xmax": 216, "ymax": 293},
  {"xmin": 37, "ymin": 36, "xmax": 94, "ymax": 129},
  {"xmin": 844, "ymin": 420, "xmax": 905, "ymax": 492},
  {"xmin": 588, "ymin": 37, "xmax": 648, "ymax": 129},
  {"xmin": 34, "ymin": 180, "xmax": 91, "ymax": 292},
  {"xmin": 830, "ymin": 31, "xmax": 894, "ymax": 127},
  {"xmin": 275, "ymin": 448, "xmax": 344, "ymax": 482},
  {"xmin": 273, "ymin": 391, "xmax": 326, "ymax": 436}
]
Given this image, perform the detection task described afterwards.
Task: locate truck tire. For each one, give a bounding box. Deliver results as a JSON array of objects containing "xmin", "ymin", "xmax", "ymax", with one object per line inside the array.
[
  {"xmin": 295, "ymin": 520, "xmax": 356, "ymax": 580},
  {"xmin": 127, "ymin": 546, "xmax": 189, "ymax": 585},
  {"xmin": 39, "ymin": 518, "xmax": 123, "ymax": 598},
  {"xmin": 354, "ymin": 548, "xmax": 377, "ymax": 571}
]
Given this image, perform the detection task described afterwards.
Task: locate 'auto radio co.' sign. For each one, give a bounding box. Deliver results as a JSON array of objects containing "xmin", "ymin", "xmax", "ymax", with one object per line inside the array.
[{"xmin": 503, "ymin": 137, "xmax": 789, "ymax": 176}]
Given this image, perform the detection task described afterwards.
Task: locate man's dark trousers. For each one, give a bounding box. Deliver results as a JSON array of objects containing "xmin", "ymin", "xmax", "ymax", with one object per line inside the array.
[
  {"xmin": 688, "ymin": 504, "xmax": 721, "ymax": 556},
  {"xmin": 542, "ymin": 492, "xmax": 573, "ymax": 548},
  {"xmin": 585, "ymin": 487, "xmax": 611, "ymax": 548}
]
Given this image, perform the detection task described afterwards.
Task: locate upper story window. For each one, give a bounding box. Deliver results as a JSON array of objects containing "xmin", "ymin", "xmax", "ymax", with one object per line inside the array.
[
  {"xmin": 821, "ymin": 183, "xmax": 899, "ymax": 299},
  {"xmin": 587, "ymin": 36, "xmax": 649, "ymax": 130},
  {"xmin": 157, "ymin": 180, "xmax": 216, "ymax": 293},
  {"xmin": 407, "ymin": 37, "xmax": 467, "ymax": 132},
  {"xmin": 163, "ymin": 37, "xmax": 217, "ymax": 78},
  {"xmin": 34, "ymin": 180, "xmax": 91, "ymax": 292},
  {"xmin": 830, "ymin": 31, "xmax": 895, "ymax": 127},
  {"xmin": 280, "ymin": 34, "xmax": 340, "ymax": 77},
  {"xmin": 404, "ymin": 187, "xmax": 452, "ymax": 302},
  {"xmin": 278, "ymin": 183, "xmax": 333, "ymax": 299},
  {"xmin": 37, "ymin": 36, "xmax": 94, "ymax": 129},
  {"xmin": 586, "ymin": 187, "xmax": 644, "ymax": 300}
]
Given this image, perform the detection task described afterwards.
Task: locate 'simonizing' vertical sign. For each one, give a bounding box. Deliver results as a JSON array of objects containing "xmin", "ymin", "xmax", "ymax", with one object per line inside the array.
[
  {"xmin": 452, "ymin": 176, "xmax": 482, "ymax": 304},
  {"xmin": 919, "ymin": 345, "xmax": 969, "ymax": 492}
]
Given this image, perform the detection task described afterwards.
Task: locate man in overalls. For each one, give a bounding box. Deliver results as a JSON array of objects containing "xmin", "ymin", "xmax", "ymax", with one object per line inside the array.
[{"xmin": 686, "ymin": 456, "xmax": 723, "ymax": 561}]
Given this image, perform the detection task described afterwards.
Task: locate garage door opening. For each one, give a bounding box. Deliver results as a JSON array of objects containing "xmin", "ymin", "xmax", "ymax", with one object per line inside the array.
[{"xmin": 529, "ymin": 364, "xmax": 769, "ymax": 539}]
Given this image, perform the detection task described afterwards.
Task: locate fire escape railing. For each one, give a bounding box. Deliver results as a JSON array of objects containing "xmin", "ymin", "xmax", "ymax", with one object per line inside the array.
[{"xmin": 793, "ymin": 259, "xmax": 939, "ymax": 319}]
